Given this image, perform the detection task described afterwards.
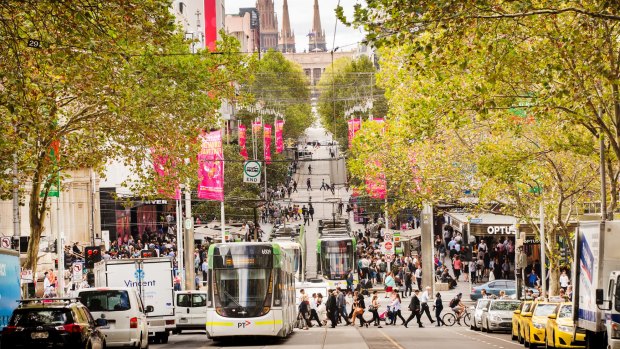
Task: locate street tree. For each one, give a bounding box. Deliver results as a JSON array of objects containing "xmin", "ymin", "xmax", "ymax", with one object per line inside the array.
[
  {"xmin": 317, "ymin": 55, "xmax": 386, "ymax": 149},
  {"xmin": 0, "ymin": 1, "xmax": 250, "ymax": 274}
]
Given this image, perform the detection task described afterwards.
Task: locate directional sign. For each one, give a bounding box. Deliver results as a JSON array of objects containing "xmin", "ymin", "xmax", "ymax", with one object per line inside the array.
[
  {"xmin": 0, "ymin": 237, "xmax": 11, "ymax": 249},
  {"xmin": 243, "ymin": 161, "xmax": 262, "ymax": 184},
  {"xmin": 384, "ymin": 233, "xmax": 393, "ymax": 241}
]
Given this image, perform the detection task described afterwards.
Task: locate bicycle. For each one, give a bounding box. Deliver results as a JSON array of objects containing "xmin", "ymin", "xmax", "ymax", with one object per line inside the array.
[{"xmin": 442, "ymin": 307, "xmax": 471, "ymax": 327}]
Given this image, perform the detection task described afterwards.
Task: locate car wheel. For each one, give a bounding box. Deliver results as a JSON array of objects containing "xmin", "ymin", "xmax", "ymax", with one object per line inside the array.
[
  {"xmin": 161, "ymin": 333, "xmax": 169, "ymax": 344},
  {"xmin": 530, "ymin": 344, "xmax": 537, "ymax": 349},
  {"xmin": 519, "ymin": 329, "xmax": 524, "ymax": 344},
  {"xmin": 486, "ymin": 321, "xmax": 493, "ymax": 334}
]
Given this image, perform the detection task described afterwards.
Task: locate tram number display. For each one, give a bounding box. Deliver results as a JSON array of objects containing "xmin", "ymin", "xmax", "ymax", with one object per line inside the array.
[{"xmin": 261, "ymin": 249, "xmax": 271, "ymax": 254}]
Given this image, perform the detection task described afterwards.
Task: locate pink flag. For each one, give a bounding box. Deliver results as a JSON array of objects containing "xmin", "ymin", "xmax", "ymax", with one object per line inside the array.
[
  {"xmin": 197, "ymin": 130, "xmax": 224, "ymax": 201},
  {"xmin": 347, "ymin": 119, "xmax": 361, "ymax": 148},
  {"xmin": 238, "ymin": 124, "xmax": 248, "ymax": 160},
  {"xmin": 252, "ymin": 121, "xmax": 262, "ymax": 134},
  {"xmin": 264, "ymin": 124, "xmax": 272, "ymax": 164},
  {"xmin": 275, "ymin": 119, "xmax": 284, "ymax": 154},
  {"xmin": 151, "ymin": 149, "xmax": 181, "ymax": 200}
]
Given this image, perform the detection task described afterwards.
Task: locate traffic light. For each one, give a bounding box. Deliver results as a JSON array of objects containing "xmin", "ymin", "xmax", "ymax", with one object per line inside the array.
[{"xmin": 84, "ymin": 246, "xmax": 101, "ymax": 268}]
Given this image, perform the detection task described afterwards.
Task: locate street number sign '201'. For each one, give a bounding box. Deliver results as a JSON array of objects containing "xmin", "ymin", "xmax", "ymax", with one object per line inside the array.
[{"xmin": 243, "ymin": 161, "xmax": 262, "ymax": 184}]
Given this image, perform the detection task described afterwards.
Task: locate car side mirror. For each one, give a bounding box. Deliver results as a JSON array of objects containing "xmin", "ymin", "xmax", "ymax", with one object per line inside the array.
[
  {"xmin": 95, "ymin": 318, "xmax": 108, "ymax": 327},
  {"xmin": 145, "ymin": 305, "xmax": 154, "ymax": 313},
  {"xmin": 522, "ymin": 312, "xmax": 532, "ymax": 317},
  {"xmin": 548, "ymin": 314, "xmax": 557, "ymax": 319},
  {"xmin": 514, "ymin": 310, "xmax": 521, "ymax": 315},
  {"xmin": 596, "ymin": 289, "xmax": 604, "ymax": 305}
]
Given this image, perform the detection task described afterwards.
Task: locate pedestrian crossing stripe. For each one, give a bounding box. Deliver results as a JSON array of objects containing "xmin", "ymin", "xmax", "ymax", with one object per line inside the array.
[{"xmin": 206, "ymin": 321, "xmax": 234, "ymax": 326}]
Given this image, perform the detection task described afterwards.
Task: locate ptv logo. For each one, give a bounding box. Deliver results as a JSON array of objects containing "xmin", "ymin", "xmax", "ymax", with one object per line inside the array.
[{"xmin": 237, "ymin": 320, "xmax": 251, "ymax": 328}]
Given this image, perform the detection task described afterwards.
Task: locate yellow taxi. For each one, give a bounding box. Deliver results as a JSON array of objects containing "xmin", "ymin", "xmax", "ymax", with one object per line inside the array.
[
  {"xmin": 545, "ymin": 302, "xmax": 586, "ymax": 348},
  {"xmin": 522, "ymin": 301, "xmax": 559, "ymax": 349},
  {"xmin": 512, "ymin": 300, "xmax": 532, "ymax": 342}
]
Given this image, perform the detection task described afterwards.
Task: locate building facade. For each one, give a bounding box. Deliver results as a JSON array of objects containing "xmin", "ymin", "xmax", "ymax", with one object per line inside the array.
[
  {"xmin": 277, "ymin": 0, "xmax": 295, "ymax": 53},
  {"xmin": 257, "ymin": 0, "xmax": 279, "ymax": 51}
]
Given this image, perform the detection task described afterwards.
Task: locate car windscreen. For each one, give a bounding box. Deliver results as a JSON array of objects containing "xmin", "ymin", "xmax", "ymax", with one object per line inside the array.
[
  {"xmin": 80, "ymin": 290, "xmax": 131, "ymax": 312},
  {"xmin": 177, "ymin": 294, "xmax": 207, "ymax": 307},
  {"xmin": 490, "ymin": 301, "xmax": 520, "ymax": 311},
  {"xmin": 533, "ymin": 304, "xmax": 557, "ymax": 316},
  {"xmin": 558, "ymin": 305, "xmax": 572, "ymax": 319},
  {"xmin": 10, "ymin": 309, "xmax": 72, "ymax": 327}
]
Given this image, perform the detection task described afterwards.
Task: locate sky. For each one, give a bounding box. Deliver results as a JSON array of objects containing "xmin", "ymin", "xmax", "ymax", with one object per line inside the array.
[{"xmin": 225, "ymin": 0, "xmax": 366, "ymax": 52}]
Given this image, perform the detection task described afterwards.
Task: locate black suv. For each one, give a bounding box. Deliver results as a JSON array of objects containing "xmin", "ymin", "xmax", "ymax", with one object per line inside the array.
[{"xmin": 1, "ymin": 298, "xmax": 107, "ymax": 349}]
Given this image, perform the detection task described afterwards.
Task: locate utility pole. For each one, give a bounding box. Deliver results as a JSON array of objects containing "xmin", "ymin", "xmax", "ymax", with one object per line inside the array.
[
  {"xmin": 175, "ymin": 198, "xmax": 184, "ymax": 289},
  {"xmin": 184, "ymin": 188, "xmax": 195, "ymax": 290},
  {"xmin": 600, "ymin": 108, "xmax": 608, "ymax": 220},
  {"xmin": 421, "ymin": 203, "xmax": 435, "ymax": 295},
  {"xmin": 539, "ymin": 202, "xmax": 546, "ymax": 298}
]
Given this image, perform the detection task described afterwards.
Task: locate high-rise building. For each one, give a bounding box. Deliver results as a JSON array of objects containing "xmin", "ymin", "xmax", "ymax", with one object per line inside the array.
[
  {"xmin": 277, "ymin": 0, "xmax": 295, "ymax": 53},
  {"xmin": 308, "ymin": 0, "xmax": 326, "ymax": 52},
  {"xmin": 257, "ymin": 0, "xmax": 279, "ymax": 51}
]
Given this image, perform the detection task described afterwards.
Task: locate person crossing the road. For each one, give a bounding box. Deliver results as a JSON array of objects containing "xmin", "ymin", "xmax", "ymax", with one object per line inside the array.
[
  {"xmin": 419, "ymin": 286, "xmax": 436, "ymax": 324},
  {"xmin": 434, "ymin": 292, "xmax": 446, "ymax": 327},
  {"xmin": 320, "ymin": 179, "xmax": 328, "ymax": 191},
  {"xmin": 306, "ymin": 178, "xmax": 312, "ymax": 191},
  {"xmin": 308, "ymin": 164, "xmax": 312, "ymax": 174},
  {"xmin": 336, "ymin": 287, "xmax": 351, "ymax": 326},
  {"xmin": 326, "ymin": 290, "xmax": 339, "ymax": 328},
  {"xmin": 403, "ymin": 289, "xmax": 423, "ymax": 328}
]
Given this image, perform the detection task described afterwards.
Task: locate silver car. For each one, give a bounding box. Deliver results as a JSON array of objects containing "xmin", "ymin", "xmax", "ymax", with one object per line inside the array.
[
  {"xmin": 481, "ymin": 299, "xmax": 520, "ymax": 333},
  {"xmin": 470, "ymin": 299, "xmax": 491, "ymax": 331}
]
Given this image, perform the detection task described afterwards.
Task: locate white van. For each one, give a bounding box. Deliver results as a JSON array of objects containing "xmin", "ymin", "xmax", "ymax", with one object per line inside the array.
[
  {"xmin": 79, "ymin": 287, "xmax": 152, "ymax": 348},
  {"xmin": 174, "ymin": 291, "xmax": 208, "ymax": 333}
]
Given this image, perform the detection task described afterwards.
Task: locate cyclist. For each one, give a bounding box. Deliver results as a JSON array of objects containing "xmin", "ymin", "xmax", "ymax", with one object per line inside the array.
[{"xmin": 449, "ymin": 292, "xmax": 466, "ymax": 322}]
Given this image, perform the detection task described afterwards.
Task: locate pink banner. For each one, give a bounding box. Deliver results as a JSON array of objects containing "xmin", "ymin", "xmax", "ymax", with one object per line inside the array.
[
  {"xmin": 197, "ymin": 130, "xmax": 224, "ymax": 201},
  {"xmin": 275, "ymin": 119, "xmax": 284, "ymax": 154},
  {"xmin": 238, "ymin": 124, "xmax": 248, "ymax": 160},
  {"xmin": 151, "ymin": 149, "xmax": 181, "ymax": 200},
  {"xmin": 347, "ymin": 119, "xmax": 361, "ymax": 148},
  {"xmin": 365, "ymin": 160, "xmax": 386, "ymax": 199},
  {"xmin": 252, "ymin": 121, "xmax": 262, "ymax": 134},
  {"xmin": 264, "ymin": 124, "xmax": 272, "ymax": 164}
]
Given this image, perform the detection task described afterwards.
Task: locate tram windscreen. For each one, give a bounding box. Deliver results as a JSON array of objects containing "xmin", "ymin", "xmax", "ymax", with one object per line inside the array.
[
  {"xmin": 211, "ymin": 244, "xmax": 274, "ymax": 318},
  {"xmin": 283, "ymin": 247, "xmax": 301, "ymax": 274},
  {"xmin": 320, "ymin": 240, "xmax": 354, "ymax": 280}
]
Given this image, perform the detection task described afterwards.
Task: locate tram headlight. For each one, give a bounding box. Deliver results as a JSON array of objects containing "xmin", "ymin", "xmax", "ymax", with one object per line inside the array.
[
  {"xmin": 215, "ymin": 307, "xmax": 223, "ymax": 316},
  {"xmin": 260, "ymin": 307, "xmax": 271, "ymax": 316}
]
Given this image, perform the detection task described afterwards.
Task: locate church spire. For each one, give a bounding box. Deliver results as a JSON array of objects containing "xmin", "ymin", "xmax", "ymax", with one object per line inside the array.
[
  {"xmin": 278, "ymin": 0, "xmax": 296, "ymax": 52},
  {"xmin": 309, "ymin": 0, "xmax": 326, "ymax": 52}
]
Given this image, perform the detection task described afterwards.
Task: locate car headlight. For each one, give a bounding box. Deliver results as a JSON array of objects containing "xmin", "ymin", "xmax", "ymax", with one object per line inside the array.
[
  {"xmin": 557, "ymin": 325, "xmax": 573, "ymax": 333},
  {"xmin": 490, "ymin": 315, "xmax": 503, "ymax": 322},
  {"xmin": 533, "ymin": 322, "xmax": 545, "ymax": 329}
]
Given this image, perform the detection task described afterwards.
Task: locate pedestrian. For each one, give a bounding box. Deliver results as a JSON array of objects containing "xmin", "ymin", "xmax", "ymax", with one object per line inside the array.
[
  {"xmin": 309, "ymin": 204, "xmax": 315, "ymax": 221},
  {"xmin": 306, "ymin": 178, "xmax": 312, "ymax": 191},
  {"xmin": 201, "ymin": 259, "xmax": 208, "ymax": 285},
  {"xmin": 369, "ymin": 292, "xmax": 382, "ymax": 328},
  {"xmin": 320, "ymin": 179, "xmax": 327, "ymax": 191},
  {"xmin": 434, "ymin": 292, "xmax": 445, "ymax": 326},
  {"xmin": 453, "ymin": 256, "xmax": 462, "ymax": 281},
  {"xmin": 559, "ymin": 270, "xmax": 570, "ymax": 292},
  {"xmin": 308, "ymin": 164, "xmax": 312, "ymax": 174},
  {"xmin": 336, "ymin": 288, "xmax": 351, "ymax": 325},
  {"xmin": 293, "ymin": 180, "xmax": 298, "ymax": 192},
  {"xmin": 419, "ymin": 286, "xmax": 436, "ymax": 324},
  {"xmin": 403, "ymin": 289, "xmax": 423, "ymax": 328},
  {"xmin": 384, "ymin": 272, "xmax": 395, "ymax": 297},
  {"xmin": 388, "ymin": 292, "xmax": 407, "ymax": 325},
  {"xmin": 415, "ymin": 266, "xmax": 422, "ymax": 291},
  {"xmin": 350, "ymin": 290, "xmax": 368, "ymax": 327},
  {"xmin": 326, "ymin": 290, "xmax": 339, "ymax": 328},
  {"xmin": 309, "ymin": 293, "xmax": 322, "ymax": 327},
  {"xmin": 298, "ymin": 290, "xmax": 312, "ymax": 329},
  {"xmin": 469, "ymin": 260, "xmax": 477, "ymax": 284}
]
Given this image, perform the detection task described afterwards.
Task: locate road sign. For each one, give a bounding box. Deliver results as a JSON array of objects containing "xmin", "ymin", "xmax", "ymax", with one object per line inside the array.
[
  {"xmin": 384, "ymin": 233, "xmax": 393, "ymax": 241},
  {"xmin": 72, "ymin": 263, "xmax": 83, "ymax": 282},
  {"xmin": 0, "ymin": 237, "xmax": 11, "ymax": 249},
  {"xmin": 243, "ymin": 161, "xmax": 262, "ymax": 183},
  {"xmin": 20, "ymin": 269, "xmax": 33, "ymax": 284}
]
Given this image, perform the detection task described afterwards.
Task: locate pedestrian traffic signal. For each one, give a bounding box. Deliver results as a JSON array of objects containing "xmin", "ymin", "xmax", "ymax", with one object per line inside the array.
[
  {"xmin": 140, "ymin": 249, "xmax": 157, "ymax": 258},
  {"xmin": 84, "ymin": 246, "xmax": 101, "ymax": 268}
]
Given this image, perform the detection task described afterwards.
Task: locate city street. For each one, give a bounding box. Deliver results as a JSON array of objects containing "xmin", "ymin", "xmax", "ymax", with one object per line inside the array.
[{"xmin": 158, "ymin": 326, "xmax": 520, "ymax": 349}]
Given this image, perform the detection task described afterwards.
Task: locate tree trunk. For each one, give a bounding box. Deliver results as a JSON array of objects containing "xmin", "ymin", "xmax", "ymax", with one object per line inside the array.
[
  {"xmin": 547, "ymin": 228, "xmax": 561, "ymax": 296},
  {"xmin": 24, "ymin": 156, "xmax": 50, "ymax": 276}
]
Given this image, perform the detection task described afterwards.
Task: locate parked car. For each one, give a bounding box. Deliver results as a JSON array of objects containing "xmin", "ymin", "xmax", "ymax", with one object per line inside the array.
[
  {"xmin": 545, "ymin": 302, "xmax": 586, "ymax": 349},
  {"xmin": 470, "ymin": 299, "xmax": 491, "ymax": 331},
  {"xmin": 522, "ymin": 301, "xmax": 559, "ymax": 349},
  {"xmin": 470, "ymin": 279, "xmax": 540, "ymax": 300},
  {"xmin": 512, "ymin": 300, "xmax": 533, "ymax": 342},
  {"xmin": 174, "ymin": 291, "xmax": 208, "ymax": 333},
  {"xmin": 78, "ymin": 287, "xmax": 152, "ymax": 348},
  {"xmin": 481, "ymin": 299, "xmax": 520, "ymax": 333},
  {"xmin": 0, "ymin": 298, "xmax": 107, "ymax": 349}
]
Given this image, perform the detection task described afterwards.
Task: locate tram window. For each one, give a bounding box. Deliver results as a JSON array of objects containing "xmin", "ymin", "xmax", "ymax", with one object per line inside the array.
[{"xmin": 273, "ymin": 269, "xmax": 283, "ymax": 306}]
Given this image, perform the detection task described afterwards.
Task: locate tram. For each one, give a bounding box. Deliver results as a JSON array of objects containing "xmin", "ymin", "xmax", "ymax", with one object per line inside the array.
[
  {"xmin": 271, "ymin": 224, "xmax": 306, "ymax": 281},
  {"xmin": 316, "ymin": 219, "xmax": 356, "ymax": 289},
  {"xmin": 205, "ymin": 242, "xmax": 296, "ymax": 339}
]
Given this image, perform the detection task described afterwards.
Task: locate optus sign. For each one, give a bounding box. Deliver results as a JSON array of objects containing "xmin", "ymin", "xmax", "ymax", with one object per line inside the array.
[{"xmin": 486, "ymin": 226, "xmax": 517, "ymax": 235}]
